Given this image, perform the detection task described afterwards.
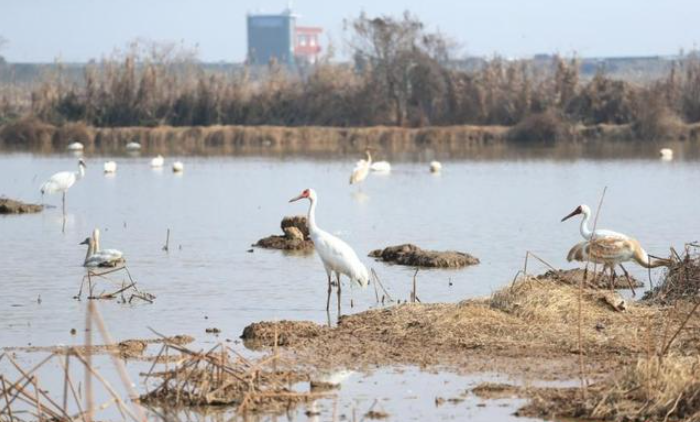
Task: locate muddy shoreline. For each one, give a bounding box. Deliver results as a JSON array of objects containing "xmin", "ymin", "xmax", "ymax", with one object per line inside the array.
[{"xmin": 2, "ymin": 121, "xmax": 700, "ymax": 156}]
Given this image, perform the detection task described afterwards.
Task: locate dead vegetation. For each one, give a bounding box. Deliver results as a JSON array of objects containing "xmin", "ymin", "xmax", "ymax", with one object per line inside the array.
[
  {"xmin": 140, "ymin": 334, "xmax": 330, "ymax": 414},
  {"xmin": 537, "ymin": 268, "xmax": 643, "ymax": 290},
  {"xmin": 0, "ymin": 197, "xmax": 43, "ymax": 214},
  {"xmin": 254, "ymin": 215, "xmax": 314, "ymax": 251},
  {"xmin": 644, "ymin": 244, "xmax": 700, "ymax": 304},
  {"xmin": 368, "ymin": 244, "xmax": 479, "ymax": 268}
]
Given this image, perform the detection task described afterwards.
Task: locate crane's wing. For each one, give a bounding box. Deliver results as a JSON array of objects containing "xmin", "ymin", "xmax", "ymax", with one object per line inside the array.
[
  {"xmin": 40, "ymin": 171, "xmax": 75, "ymax": 194},
  {"xmin": 314, "ymin": 231, "xmax": 369, "ymax": 287}
]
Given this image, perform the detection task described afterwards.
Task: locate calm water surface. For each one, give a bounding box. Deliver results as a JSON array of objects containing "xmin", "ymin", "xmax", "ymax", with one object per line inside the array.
[{"xmin": 1, "ymin": 150, "xmax": 698, "ymax": 420}]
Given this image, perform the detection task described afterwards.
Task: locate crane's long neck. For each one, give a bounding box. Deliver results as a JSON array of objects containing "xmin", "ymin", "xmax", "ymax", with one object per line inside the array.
[
  {"xmin": 580, "ymin": 209, "xmax": 593, "ymax": 240},
  {"xmin": 84, "ymin": 240, "xmax": 95, "ymax": 265},
  {"xmin": 366, "ymin": 151, "xmax": 372, "ymax": 165},
  {"xmin": 93, "ymin": 231, "xmax": 101, "ymax": 252},
  {"xmin": 77, "ymin": 164, "xmax": 85, "ymax": 180},
  {"xmin": 633, "ymin": 243, "xmax": 670, "ymax": 268},
  {"xmin": 307, "ymin": 196, "xmax": 319, "ymax": 234}
]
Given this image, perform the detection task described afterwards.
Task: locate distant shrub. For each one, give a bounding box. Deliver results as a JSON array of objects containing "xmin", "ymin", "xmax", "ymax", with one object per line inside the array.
[{"xmin": 507, "ymin": 111, "xmax": 574, "ymax": 144}]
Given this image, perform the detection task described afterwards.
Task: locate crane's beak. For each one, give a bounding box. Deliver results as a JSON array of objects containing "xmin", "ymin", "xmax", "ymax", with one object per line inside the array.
[
  {"xmin": 289, "ymin": 194, "xmax": 304, "ymax": 203},
  {"xmin": 79, "ymin": 238, "xmax": 90, "ymax": 245},
  {"xmin": 561, "ymin": 208, "xmax": 582, "ymax": 222}
]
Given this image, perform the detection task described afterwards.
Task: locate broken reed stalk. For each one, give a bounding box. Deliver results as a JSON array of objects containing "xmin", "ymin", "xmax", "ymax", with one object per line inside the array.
[
  {"xmin": 163, "ymin": 229, "xmax": 170, "ymax": 252},
  {"xmin": 371, "ymin": 268, "xmax": 393, "ymax": 302},
  {"xmin": 85, "ymin": 302, "xmax": 94, "ymax": 422},
  {"xmin": 0, "ymin": 375, "xmax": 15, "ymax": 422},
  {"xmin": 411, "ymin": 268, "xmax": 418, "ymax": 303}
]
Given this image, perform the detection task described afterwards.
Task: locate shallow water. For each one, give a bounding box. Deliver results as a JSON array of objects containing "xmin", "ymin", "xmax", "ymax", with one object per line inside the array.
[{"xmin": 1, "ymin": 148, "xmax": 699, "ymax": 420}]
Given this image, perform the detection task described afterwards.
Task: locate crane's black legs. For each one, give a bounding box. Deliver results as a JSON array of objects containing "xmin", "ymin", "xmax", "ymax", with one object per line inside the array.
[
  {"xmin": 619, "ymin": 264, "xmax": 636, "ymax": 297},
  {"xmin": 326, "ymin": 274, "xmax": 332, "ymax": 311},
  {"xmin": 336, "ymin": 273, "xmax": 342, "ymax": 314}
]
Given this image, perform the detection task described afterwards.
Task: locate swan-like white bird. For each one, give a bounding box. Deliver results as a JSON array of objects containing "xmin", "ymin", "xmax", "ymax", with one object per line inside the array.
[
  {"xmin": 349, "ymin": 151, "xmax": 371, "ymax": 185},
  {"xmin": 659, "ymin": 148, "xmax": 673, "ymax": 161},
  {"xmin": 80, "ymin": 230, "xmax": 125, "ymax": 268},
  {"xmin": 172, "ymin": 161, "xmax": 184, "ymax": 173},
  {"xmin": 430, "ymin": 161, "xmax": 442, "ymax": 173},
  {"xmin": 103, "ymin": 161, "xmax": 117, "ymax": 173},
  {"xmin": 290, "ymin": 188, "xmax": 370, "ymax": 311},
  {"xmin": 125, "ymin": 141, "xmax": 141, "ymax": 151},
  {"xmin": 150, "ymin": 155, "xmax": 164, "ymax": 168},
  {"xmin": 40, "ymin": 159, "xmax": 86, "ymax": 214},
  {"xmin": 370, "ymin": 161, "xmax": 391, "ymax": 173},
  {"xmin": 66, "ymin": 142, "xmax": 84, "ymax": 151}
]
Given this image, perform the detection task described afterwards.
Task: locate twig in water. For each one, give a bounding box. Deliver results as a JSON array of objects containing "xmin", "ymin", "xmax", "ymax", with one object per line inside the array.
[
  {"xmin": 162, "ymin": 229, "xmax": 170, "ymax": 252},
  {"xmin": 411, "ymin": 268, "xmax": 419, "ymax": 303}
]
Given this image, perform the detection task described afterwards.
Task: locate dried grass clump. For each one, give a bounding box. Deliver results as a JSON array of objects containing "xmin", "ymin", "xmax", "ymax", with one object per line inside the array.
[
  {"xmin": 520, "ymin": 356, "xmax": 700, "ymax": 422},
  {"xmin": 140, "ymin": 342, "xmax": 327, "ymax": 413},
  {"xmin": 507, "ymin": 111, "xmax": 574, "ymax": 144},
  {"xmin": 645, "ymin": 245, "xmax": 700, "ymax": 304},
  {"xmin": 0, "ymin": 197, "xmax": 43, "ymax": 214}
]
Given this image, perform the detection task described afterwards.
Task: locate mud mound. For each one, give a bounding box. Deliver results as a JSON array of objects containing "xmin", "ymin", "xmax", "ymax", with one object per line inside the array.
[
  {"xmin": 241, "ymin": 321, "xmax": 328, "ymax": 347},
  {"xmin": 254, "ymin": 215, "xmax": 314, "ymax": 251},
  {"xmin": 644, "ymin": 246, "xmax": 700, "ymax": 304},
  {"xmin": 539, "ymin": 268, "xmax": 643, "ymax": 290},
  {"xmin": 0, "ymin": 198, "xmax": 43, "ymax": 214},
  {"xmin": 369, "ymin": 244, "xmax": 479, "ymax": 268},
  {"xmin": 241, "ymin": 271, "xmax": 699, "ymax": 378}
]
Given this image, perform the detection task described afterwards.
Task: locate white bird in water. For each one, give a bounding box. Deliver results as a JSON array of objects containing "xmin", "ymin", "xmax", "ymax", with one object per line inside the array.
[
  {"xmin": 40, "ymin": 159, "xmax": 86, "ymax": 214},
  {"xmin": 66, "ymin": 142, "xmax": 84, "ymax": 152},
  {"xmin": 349, "ymin": 150, "xmax": 372, "ymax": 185},
  {"xmin": 80, "ymin": 229, "xmax": 125, "ymax": 268},
  {"xmin": 103, "ymin": 161, "xmax": 117, "ymax": 174},
  {"xmin": 659, "ymin": 148, "xmax": 673, "ymax": 161},
  {"xmin": 370, "ymin": 160, "xmax": 391, "ymax": 173},
  {"xmin": 562, "ymin": 204, "xmax": 670, "ymax": 294},
  {"xmin": 126, "ymin": 141, "xmax": 141, "ymax": 151},
  {"xmin": 172, "ymin": 161, "xmax": 184, "ymax": 173},
  {"xmin": 430, "ymin": 161, "xmax": 442, "ymax": 173},
  {"xmin": 150, "ymin": 155, "xmax": 164, "ymax": 168},
  {"xmin": 290, "ymin": 189, "xmax": 370, "ymax": 312}
]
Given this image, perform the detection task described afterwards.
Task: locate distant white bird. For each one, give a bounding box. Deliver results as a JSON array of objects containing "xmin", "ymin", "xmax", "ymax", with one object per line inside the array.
[
  {"xmin": 430, "ymin": 161, "xmax": 442, "ymax": 173},
  {"xmin": 80, "ymin": 231, "xmax": 125, "ymax": 268},
  {"xmin": 103, "ymin": 161, "xmax": 117, "ymax": 173},
  {"xmin": 66, "ymin": 142, "xmax": 84, "ymax": 151},
  {"xmin": 659, "ymin": 148, "xmax": 673, "ymax": 161},
  {"xmin": 370, "ymin": 161, "xmax": 391, "ymax": 173},
  {"xmin": 92, "ymin": 228, "xmax": 124, "ymax": 260},
  {"xmin": 126, "ymin": 141, "xmax": 141, "ymax": 151},
  {"xmin": 40, "ymin": 159, "xmax": 86, "ymax": 214},
  {"xmin": 172, "ymin": 161, "xmax": 184, "ymax": 173},
  {"xmin": 150, "ymin": 155, "xmax": 164, "ymax": 168},
  {"xmin": 290, "ymin": 189, "xmax": 370, "ymax": 311},
  {"xmin": 349, "ymin": 150, "xmax": 371, "ymax": 185}
]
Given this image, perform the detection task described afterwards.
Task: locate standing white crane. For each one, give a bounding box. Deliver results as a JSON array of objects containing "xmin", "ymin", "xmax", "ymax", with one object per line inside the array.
[
  {"xmin": 349, "ymin": 150, "xmax": 372, "ymax": 185},
  {"xmin": 561, "ymin": 204, "xmax": 670, "ymax": 294},
  {"xmin": 40, "ymin": 159, "xmax": 86, "ymax": 215},
  {"xmin": 289, "ymin": 188, "xmax": 370, "ymax": 312}
]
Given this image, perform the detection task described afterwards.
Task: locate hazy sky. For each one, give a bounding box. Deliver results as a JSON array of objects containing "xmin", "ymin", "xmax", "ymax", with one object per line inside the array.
[{"xmin": 1, "ymin": 0, "xmax": 698, "ymax": 62}]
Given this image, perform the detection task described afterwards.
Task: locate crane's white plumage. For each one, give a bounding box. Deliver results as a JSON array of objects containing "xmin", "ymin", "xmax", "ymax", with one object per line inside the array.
[
  {"xmin": 370, "ymin": 160, "xmax": 391, "ymax": 173},
  {"xmin": 430, "ymin": 161, "xmax": 442, "ymax": 173},
  {"xmin": 290, "ymin": 189, "xmax": 369, "ymax": 311},
  {"xmin": 40, "ymin": 159, "xmax": 86, "ymax": 213},
  {"xmin": 349, "ymin": 151, "xmax": 372, "ymax": 185},
  {"xmin": 150, "ymin": 155, "xmax": 164, "ymax": 168},
  {"xmin": 561, "ymin": 204, "xmax": 629, "ymax": 241},
  {"xmin": 172, "ymin": 161, "xmax": 184, "ymax": 172},
  {"xmin": 103, "ymin": 161, "xmax": 117, "ymax": 173}
]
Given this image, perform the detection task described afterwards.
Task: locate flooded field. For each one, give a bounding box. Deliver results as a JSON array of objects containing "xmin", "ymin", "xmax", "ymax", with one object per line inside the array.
[{"xmin": 1, "ymin": 146, "xmax": 699, "ymax": 421}]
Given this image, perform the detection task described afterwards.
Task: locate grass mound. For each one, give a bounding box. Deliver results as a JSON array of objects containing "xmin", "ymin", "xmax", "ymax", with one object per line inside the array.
[
  {"xmin": 368, "ymin": 244, "xmax": 479, "ymax": 268},
  {"xmin": 644, "ymin": 245, "xmax": 700, "ymax": 304}
]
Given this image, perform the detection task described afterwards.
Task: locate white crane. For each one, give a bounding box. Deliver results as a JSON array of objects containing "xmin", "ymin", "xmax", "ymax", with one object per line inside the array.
[
  {"xmin": 289, "ymin": 188, "xmax": 370, "ymax": 311},
  {"xmin": 172, "ymin": 161, "xmax": 184, "ymax": 173},
  {"xmin": 349, "ymin": 150, "xmax": 371, "ymax": 185},
  {"xmin": 103, "ymin": 161, "xmax": 117, "ymax": 173},
  {"xmin": 659, "ymin": 148, "xmax": 673, "ymax": 161},
  {"xmin": 561, "ymin": 204, "xmax": 669, "ymax": 294},
  {"xmin": 126, "ymin": 141, "xmax": 141, "ymax": 151},
  {"xmin": 430, "ymin": 161, "xmax": 442, "ymax": 173},
  {"xmin": 40, "ymin": 159, "xmax": 86, "ymax": 214},
  {"xmin": 80, "ymin": 229, "xmax": 125, "ymax": 268},
  {"xmin": 150, "ymin": 155, "xmax": 165, "ymax": 168}
]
